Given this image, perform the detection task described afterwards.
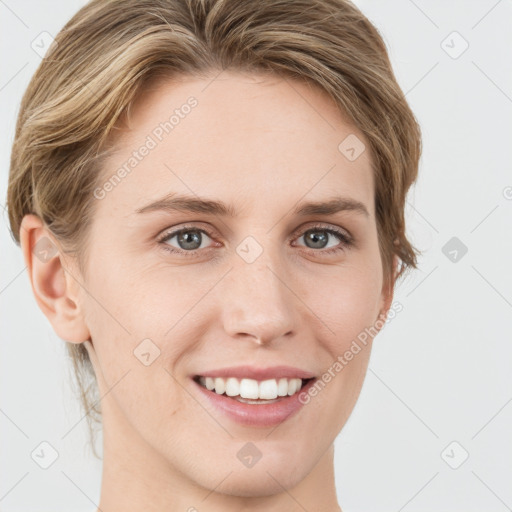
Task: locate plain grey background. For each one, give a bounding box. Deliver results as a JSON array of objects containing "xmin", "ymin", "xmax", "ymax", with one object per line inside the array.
[{"xmin": 1, "ymin": 1, "xmax": 511, "ymax": 511}]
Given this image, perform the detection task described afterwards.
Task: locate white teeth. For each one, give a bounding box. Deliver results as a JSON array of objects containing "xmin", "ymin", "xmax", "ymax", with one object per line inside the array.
[
  {"xmin": 225, "ymin": 377, "xmax": 239, "ymax": 397},
  {"xmin": 287, "ymin": 378, "xmax": 298, "ymax": 396},
  {"xmin": 277, "ymin": 378, "xmax": 289, "ymax": 397},
  {"xmin": 240, "ymin": 378, "xmax": 259, "ymax": 399},
  {"xmin": 259, "ymin": 379, "xmax": 278, "ymax": 399},
  {"xmin": 214, "ymin": 377, "xmax": 225, "ymax": 395},
  {"xmin": 197, "ymin": 376, "xmax": 305, "ymax": 399}
]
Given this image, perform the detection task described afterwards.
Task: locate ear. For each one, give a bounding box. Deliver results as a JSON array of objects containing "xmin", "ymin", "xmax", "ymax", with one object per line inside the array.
[
  {"xmin": 19, "ymin": 214, "xmax": 91, "ymax": 343},
  {"xmin": 376, "ymin": 253, "xmax": 400, "ymax": 325}
]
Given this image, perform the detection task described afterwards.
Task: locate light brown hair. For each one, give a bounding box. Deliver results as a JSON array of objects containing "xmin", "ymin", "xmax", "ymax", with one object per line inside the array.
[{"xmin": 6, "ymin": 0, "xmax": 422, "ymax": 452}]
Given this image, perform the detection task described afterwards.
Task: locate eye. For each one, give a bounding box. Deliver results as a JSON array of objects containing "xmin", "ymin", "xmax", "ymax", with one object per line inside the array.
[
  {"xmin": 158, "ymin": 225, "xmax": 215, "ymax": 256},
  {"xmin": 157, "ymin": 222, "xmax": 353, "ymax": 258},
  {"xmin": 293, "ymin": 224, "xmax": 353, "ymax": 255}
]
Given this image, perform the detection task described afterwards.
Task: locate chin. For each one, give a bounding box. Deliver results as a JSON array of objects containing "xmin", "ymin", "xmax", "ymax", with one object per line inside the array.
[
  {"xmin": 212, "ymin": 473, "xmax": 302, "ymax": 498},
  {"xmin": 201, "ymin": 457, "xmax": 307, "ymax": 498}
]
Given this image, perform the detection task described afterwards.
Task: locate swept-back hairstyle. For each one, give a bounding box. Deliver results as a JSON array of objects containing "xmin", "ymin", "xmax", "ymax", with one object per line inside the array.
[{"xmin": 7, "ymin": 0, "xmax": 422, "ymax": 454}]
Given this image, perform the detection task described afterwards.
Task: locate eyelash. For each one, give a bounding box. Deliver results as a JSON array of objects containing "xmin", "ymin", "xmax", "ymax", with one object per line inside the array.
[{"xmin": 157, "ymin": 222, "xmax": 354, "ymax": 258}]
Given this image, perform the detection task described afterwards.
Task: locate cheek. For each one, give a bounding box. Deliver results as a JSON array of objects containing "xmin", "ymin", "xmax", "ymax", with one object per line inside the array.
[
  {"xmin": 81, "ymin": 264, "xmax": 191, "ymax": 446},
  {"xmin": 85, "ymin": 253, "xmax": 188, "ymax": 338},
  {"xmin": 306, "ymin": 264, "xmax": 382, "ymax": 346},
  {"xmin": 81, "ymin": 254, "xmax": 217, "ymax": 398},
  {"xmin": 302, "ymin": 262, "xmax": 382, "ymax": 422}
]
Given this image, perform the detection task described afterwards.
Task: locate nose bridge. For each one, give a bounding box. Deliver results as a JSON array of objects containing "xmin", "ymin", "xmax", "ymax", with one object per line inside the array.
[{"xmin": 221, "ymin": 243, "xmax": 296, "ymax": 344}]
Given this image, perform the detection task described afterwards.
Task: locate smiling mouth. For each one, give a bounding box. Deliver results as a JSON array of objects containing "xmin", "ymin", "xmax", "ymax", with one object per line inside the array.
[{"xmin": 193, "ymin": 375, "xmax": 315, "ymax": 404}]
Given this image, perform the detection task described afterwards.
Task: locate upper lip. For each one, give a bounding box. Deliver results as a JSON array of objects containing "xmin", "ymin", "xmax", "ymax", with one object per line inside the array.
[{"xmin": 193, "ymin": 365, "xmax": 316, "ymax": 381}]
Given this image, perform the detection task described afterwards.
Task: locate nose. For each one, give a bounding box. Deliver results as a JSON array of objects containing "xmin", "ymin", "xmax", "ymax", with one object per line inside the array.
[{"xmin": 220, "ymin": 253, "xmax": 297, "ymax": 346}]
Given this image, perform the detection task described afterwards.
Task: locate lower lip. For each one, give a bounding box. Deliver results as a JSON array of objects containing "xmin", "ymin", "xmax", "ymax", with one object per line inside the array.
[{"xmin": 192, "ymin": 377, "xmax": 317, "ymax": 427}]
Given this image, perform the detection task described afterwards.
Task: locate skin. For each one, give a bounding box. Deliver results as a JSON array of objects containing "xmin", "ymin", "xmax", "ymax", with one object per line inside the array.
[{"xmin": 21, "ymin": 70, "xmax": 398, "ymax": 512}]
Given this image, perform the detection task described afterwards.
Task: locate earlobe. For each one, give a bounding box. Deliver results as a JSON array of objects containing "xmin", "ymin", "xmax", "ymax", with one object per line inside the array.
[{"xmin": 19, "ymin": 214, "xmax": 91, "ymax": 344}]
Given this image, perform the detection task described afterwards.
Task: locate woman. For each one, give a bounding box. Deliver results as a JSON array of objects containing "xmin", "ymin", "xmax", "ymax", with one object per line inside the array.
[{"xmin": 7, "ymin": 0, "xmax": 422, "ymax": 510}]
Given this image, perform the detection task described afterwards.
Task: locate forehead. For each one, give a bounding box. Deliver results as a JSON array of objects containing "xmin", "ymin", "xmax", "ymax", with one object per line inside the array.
[{"xmin": 96, "ymin": 71, "xmax": 375, "ymax": 219}]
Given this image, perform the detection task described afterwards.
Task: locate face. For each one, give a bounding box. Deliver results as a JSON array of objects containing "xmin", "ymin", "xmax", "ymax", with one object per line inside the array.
[{"xmin": 76, "ymin": 71, "xmax": 393, "ymax": 496}]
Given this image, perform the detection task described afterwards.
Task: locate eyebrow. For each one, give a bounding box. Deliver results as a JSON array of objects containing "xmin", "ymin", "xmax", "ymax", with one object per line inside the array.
[{"xmin": 135, "ymin": 193, "xmax": 370, "ymax": 218}]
